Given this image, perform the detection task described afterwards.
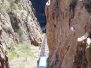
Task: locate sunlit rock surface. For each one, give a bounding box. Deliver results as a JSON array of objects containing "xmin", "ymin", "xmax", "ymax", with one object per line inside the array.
[
  {"xmin": 46, "ymin": 0, "xmax": 91, "ymax": 68},
  {"xmin": 0, "ymin": 0, "xmax": 42, "ymax": 67}
]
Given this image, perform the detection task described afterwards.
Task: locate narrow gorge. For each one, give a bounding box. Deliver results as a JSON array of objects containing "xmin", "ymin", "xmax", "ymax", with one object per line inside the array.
[{"xmin": 0, "ymin": 0, "xmax": 91, "ymax": 68}]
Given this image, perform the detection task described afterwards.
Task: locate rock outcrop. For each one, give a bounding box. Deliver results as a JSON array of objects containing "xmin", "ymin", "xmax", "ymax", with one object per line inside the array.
[
  {"xmin": 0, "ymin": 0, "xmax": 42, "ymax": 45},
  {"xmin": 46, "ymin": 0, "xmax": 91, "ymax": 68},
  {"xmin": 0, "ymin": 0, "xmax": 42, "ymax": 67},
  {"xmin": 0, "ymin": 29, "xmax": 9, "ymax": 68}
]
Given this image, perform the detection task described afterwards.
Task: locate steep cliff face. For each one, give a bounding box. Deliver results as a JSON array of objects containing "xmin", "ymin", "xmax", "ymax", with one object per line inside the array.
[
  {"xmin": 46, "ymin": 0, "xmax": 91, "ymax": 68},
  {"xmin": 0, "ymin": 0, "xmax": 42, "ymax": 67},
  {"xmin": 0, "ymin": 0, "xmax": 42, "ymax": 45},
  {"xmin": 0, "ymin": 29, "xmax": 9, "ymax": 68}
]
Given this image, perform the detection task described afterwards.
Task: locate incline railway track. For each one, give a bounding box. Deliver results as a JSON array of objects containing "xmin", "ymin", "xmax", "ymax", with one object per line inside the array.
[{"xmin": 37, "ymin": 33, "xmax": 49, "ymax": 68}]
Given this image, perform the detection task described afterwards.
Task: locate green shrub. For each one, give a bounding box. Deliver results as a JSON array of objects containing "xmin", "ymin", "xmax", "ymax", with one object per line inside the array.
[
  {"xmin": 15, "ymin": 0, "xmax": 20, "ymax": 4},
  {"xmin": 18, "ymin": 3, "xmax": 22, "ymax": 10},
  {"xmin": 6, "ymin": 43, "xmax": 34, "ymax": 61},
  {"xmin": 21, "ymin": 12, "xmax": 24, "ymax": 17},
  {"xmin": 82, "ymin": 60, "xmax": 88, "ymax": 66},
  {"xmin": 18, "ymin": 28, "xmax": 24, "ymax": 42},
  {"xmin": 0, "ymin": 3, "xmax": 2, "ymax": 9},
  {"xmin": 10, "ymin": 0, "xmax": 16, "ymax": 11},
  {"xmin": 88, "ymin": 45, "xmax": 91, "ymax": 55},
  {"xmin": 19, "ymin": 64, "xmax": 25, "ymax": 68},
  {"xmin": 8, "ymin": 50, "xmax": 19, "ymax": 61},
  {"xmin": 84, "ymin": 0, "xmax": 91, "ymax": 12},
  {"xmin": 18, "ymin": 28, "xmax": 23, "ymax": 37}
]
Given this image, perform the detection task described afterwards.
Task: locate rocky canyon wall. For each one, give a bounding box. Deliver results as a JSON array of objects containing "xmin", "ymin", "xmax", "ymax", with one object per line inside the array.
[
  {"xmin": 0, "ymin": 0, "xmax": 42, "ymax": 46},
  {"xmin": 0, "ymin": 0, "xmax": 42, "ymax": 67},
  {"xmin": 46, "ymin": 0, "xmax": 91, "ymax": 68}
]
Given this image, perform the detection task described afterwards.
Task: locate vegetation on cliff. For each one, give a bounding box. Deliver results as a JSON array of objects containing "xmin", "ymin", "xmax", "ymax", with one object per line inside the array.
[{"xmin": 0, "ymin": 0, "xmax": 42, "ymax": 68}]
